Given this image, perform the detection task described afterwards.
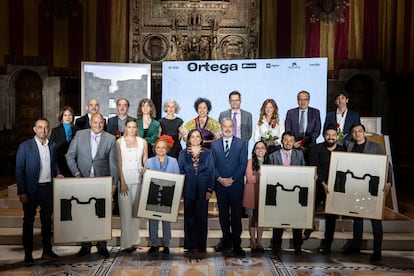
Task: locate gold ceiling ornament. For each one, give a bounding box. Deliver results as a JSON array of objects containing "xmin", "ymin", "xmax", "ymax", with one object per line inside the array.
[{"xmin": 307, "ymin": 0, "xmax": 348, "ymax": 24}]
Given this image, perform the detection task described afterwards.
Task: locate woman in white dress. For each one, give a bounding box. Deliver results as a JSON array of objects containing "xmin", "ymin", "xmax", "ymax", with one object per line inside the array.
[
  {"xmin": 253, "ymin": 98, "xmax": 285, "ymax": 154},
  {"xmin": 116, "ymin": 118, "xmax": 148, "ymax": 252}
]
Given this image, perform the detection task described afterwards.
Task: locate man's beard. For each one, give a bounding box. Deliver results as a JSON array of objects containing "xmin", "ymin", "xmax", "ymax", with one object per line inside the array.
[{"xmin": 325, "ymin": 141, "xmax": 336, "ymax": 147}]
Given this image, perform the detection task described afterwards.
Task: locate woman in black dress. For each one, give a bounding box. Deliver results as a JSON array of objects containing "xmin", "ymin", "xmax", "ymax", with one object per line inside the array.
[{"xmin": 158, "ymin": 99, "xmax": 183, "ymax": 158}]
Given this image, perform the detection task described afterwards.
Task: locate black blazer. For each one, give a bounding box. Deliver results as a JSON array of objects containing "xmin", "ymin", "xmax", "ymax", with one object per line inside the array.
[
  {"xmin": 49, "ymin": 124, "xmax": 78, "ymax": 176},
  {"xmin": 107, "ymin": 115, "xmax": 135, "ymax": 136}
]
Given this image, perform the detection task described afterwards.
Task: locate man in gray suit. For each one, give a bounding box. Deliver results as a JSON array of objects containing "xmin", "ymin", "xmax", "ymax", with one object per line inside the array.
[
  {"xmin": 268, "ymin": 131, "xmax": 306, "ymax": 255},
  {"xmin": 342, "ymin": 123, "xmax": 392, "ymax": 263},
  {"xmin": 219, "ymin": 91, "xmax": 252, "ymax": 147},
  {"xmin": 66, "ymin": 113, "xmax": 118, "ymax": 258}
]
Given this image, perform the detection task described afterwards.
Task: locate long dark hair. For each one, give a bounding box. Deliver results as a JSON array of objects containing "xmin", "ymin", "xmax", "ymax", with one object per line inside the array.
[{"xmin": 252, "ymin": 141, "xmax": 268, "ymax": 171}]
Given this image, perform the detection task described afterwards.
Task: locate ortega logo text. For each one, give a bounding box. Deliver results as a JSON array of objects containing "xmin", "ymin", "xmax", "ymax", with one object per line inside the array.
[{"xmin": 187, "ymin": 62, "xmax": 238, "ymax": 73}]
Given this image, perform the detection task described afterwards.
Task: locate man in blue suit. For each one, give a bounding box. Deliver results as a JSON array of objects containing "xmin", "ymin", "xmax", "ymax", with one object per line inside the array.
[
  {"xmin": 211, "ymin": 118, "xmax": 248, "ymax": 257},
  {"xmin": 323, "ymin": 90, "xmax": 360, "ymax": 141},
  {"xmin": 285, "ymin": 90, "xmax": 321, "ymax": 150},
  {"xmin": 16, "ymin": 118, "xmax": 62, "ymax": 266}
]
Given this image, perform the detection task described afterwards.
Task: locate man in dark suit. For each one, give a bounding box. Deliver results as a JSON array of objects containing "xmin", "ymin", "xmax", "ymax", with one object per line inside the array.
[
  {"xmin": 66, "ymin": 113, "xmax": 118, "ymax": 258},
  {"xmin": 16, "ymin": 118, "xmax": 62, "ymax": 265},
  {"xmin": 75, "ymin": 98, "xmax": 106, "ymax": 129},
  {"xmin": 323, "ymin": 90, "xmax": 360, "ymax": 141},
  {"xmin": 268, "ymin": 131, "xmax": 306, "ymax": 255},
  {"xmin": 211, "ymin": 118, "xmax": 248, "ymax": 257},
  {"xmin": 219, "ymin": 91, "xmax": 252, "ymax": 147},
  {"xmin": 285, "ymin": 90, "xmax": 321, "ymax": 150},
  {"xmin": 342, "ymin": 123, "xmax": 392, "ymax": 263},
  {"xmin": 107, "ymin": 98, "xmax": 135, "ymax": 137}
]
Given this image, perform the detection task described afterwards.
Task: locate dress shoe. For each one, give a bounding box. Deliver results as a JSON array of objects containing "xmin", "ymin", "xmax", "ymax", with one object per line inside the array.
[
  {"xmin": 232, "ymin": 247, "xmax": 246, "ymax": 257},
  {"xmin": 214, "ymin": 240, "xmax": 231, "ymax": 252},
  {"xmin": 76, "ymin": 247, "xmax": 91, "ymax": 257},
  {"xmin": 98, "ymin": 247, "xmax": 110, "ymax": 258},
  {"xmin": 318, "ymin": 246, "xmax": 331, "ymax": 255},
  {"xmin": 147, "ymin": 246, "xmax": 159, "ymax": 255},
  {"xmin": 24, "ymin": 254, "xmax": 35, "ymax": 266},
  {"xmin": 256, "ymin": 245, "xmax": 265, "ymax": 253},
  {"xmin": 42, "ymin": 250, "xmax": 59, "ymax": 259},
  {"xmin": 369, "ymin": 252, "xmax": 381, "ymax": 263},
  {"xmin": 163, "ymin": 247, "xmax": 170, "ymax": 254},
  {"xmin": 302, "ymin": 229, "xmax": 314, "ymax": 240},
  {"xmin": 342, "ymin": 246, "xmax": 360, "ymax": 255},
  {"xmin": 294, "ymin": 245, "xmax": 302, "ymax": 255},
  {"xmin": 317, "ymin": 240, "xmax": 332, "ymax": 255}
]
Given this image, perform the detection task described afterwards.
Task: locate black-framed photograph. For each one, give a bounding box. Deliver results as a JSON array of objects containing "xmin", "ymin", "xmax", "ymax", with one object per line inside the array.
[
  {"xmin": 258, "ymin": 165, "xmax": 316, "ymax": 229},
  {"xmin": 137, "ymin": 170, "xmax": 185, "ymax": 222},
  {"xmin": 53, "ymin": 177, "xmax": 113, "ymax": 244},
  {"xmin": 325, "ymin": 152, "xmax": 388, "ymax": 220}
]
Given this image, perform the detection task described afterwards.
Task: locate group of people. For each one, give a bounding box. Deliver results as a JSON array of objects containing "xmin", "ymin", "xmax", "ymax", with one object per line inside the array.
[{"xmin": 15, "ymin": 89, "xmax": 392, "ymax": 266}]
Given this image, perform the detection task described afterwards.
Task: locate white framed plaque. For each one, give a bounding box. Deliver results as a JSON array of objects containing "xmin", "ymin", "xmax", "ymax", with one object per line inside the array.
[
  {"xmin": 258, "ymin": 165, "xmax": 316, "ymax": 229},
  {"xmin": 137, "ymin": 169, "xmax": 185, "ymax": 222},
  {"xmin": 53, "ymin": 177, "xmax": 112, "ymax": 244},
  {"xmin": 325, "ymin": 152, "xmax": 388, "ymax": 220}
]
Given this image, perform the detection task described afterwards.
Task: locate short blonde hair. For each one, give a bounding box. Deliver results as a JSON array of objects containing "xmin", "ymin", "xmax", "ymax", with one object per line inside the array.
[{"xmin": 163, "ymin": 99, "xmax": 180, "ymax": 113}]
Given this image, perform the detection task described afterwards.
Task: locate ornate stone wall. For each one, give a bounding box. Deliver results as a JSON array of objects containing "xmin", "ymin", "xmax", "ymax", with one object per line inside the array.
[{"xmin": 129, "ymin": 0, "xmax": 260, "ymax": 64}]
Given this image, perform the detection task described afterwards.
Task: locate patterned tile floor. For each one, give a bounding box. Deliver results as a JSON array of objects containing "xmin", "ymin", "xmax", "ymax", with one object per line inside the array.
[{"xmin": 0, "ymin": 246, "xmax": 414, "ymax": 275}]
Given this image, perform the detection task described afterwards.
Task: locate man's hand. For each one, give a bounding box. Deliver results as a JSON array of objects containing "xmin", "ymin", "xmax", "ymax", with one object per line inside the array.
[
  {"xmin": 218, "ymin": 177, "xmax": 233, "ymax": 187},
  {"xmin": 19, "ymin": 194, "xmax": 28, "ymax": 204},
  {"xmin": 322, "ymin": 181, "xmax": 329, "ymax": 194},
  {"xmin": 383, "ymin": 182, "xmax": 391, "ymax": 194}
]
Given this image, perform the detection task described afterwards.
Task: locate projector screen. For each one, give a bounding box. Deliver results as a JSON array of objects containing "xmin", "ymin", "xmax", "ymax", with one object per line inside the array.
[{"xmin": 162, "ymin": 58, "xmax": 327, "ymax": 152}]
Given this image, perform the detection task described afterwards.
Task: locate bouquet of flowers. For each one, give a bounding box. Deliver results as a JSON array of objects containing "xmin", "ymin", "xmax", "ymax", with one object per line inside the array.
[
  {"xmin": 261, "ymin": 129, "xmax": 278, "ymax": 145},
  {"xmin": 336, "ymin": 123, "xmax": 347, "ymax": 142}
]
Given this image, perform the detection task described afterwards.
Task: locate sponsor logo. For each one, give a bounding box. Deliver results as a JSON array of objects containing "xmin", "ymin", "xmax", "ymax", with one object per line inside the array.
[
  {"xmin": 187, "ymin": 62, "xmax": 238, "ymax": 73},
  {"xmin": 242, "ymin": 63, "xmax": 257, "ymax": 69},
  {"xmin": 266, "ymin": 63, "xmax": 280, "ymax": 68},
  {"xmin": 288, "ymin": 62, "xmax": 300, "ymax": 69}
]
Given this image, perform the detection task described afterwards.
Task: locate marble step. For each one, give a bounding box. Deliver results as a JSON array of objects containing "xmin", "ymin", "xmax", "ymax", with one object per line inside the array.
[{"xmin": 1, "ymin": 227, "xmax": 414, "ymax": 251}]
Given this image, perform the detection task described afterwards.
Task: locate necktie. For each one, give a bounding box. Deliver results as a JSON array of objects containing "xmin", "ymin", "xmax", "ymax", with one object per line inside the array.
[
  {"xmin": 284, "ymin": 152, "xmax": 290, "ymax": 166},
  {"xmin": 91, "ymin": 134, "xmax": 99, "ymax": 159},
  {"xmin": 299, "ymin": 110, "xmax": 305, "ymax": 135},
  {"xmin": 233, "ymin": 112, "xmax": 238, "ymax": 138},
  {"xmin": 224, "ymin": 140, "xmax": 229, "ymax": 158},
  {"xmin": 90, "ymin": 134, "xmax": 99, "ymax": 177}
]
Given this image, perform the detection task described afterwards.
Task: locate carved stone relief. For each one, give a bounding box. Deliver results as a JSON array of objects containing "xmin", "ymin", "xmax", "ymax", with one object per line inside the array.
[{"xmin": 129, "ymin": 0, "xmax": 260, "ymax": 64}]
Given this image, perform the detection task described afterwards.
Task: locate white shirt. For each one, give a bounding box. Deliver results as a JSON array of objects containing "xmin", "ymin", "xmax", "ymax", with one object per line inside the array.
[
  {"xmin": 34, "ymin": 136, "xmax": 51, "ymax": 183},
  {"xmin": 223, "ymin": 137, "xmax": 233, "ymax": 150},
  {"xmin": 336, "ymin": 108, "xmax": 348, "ymax": 131}
]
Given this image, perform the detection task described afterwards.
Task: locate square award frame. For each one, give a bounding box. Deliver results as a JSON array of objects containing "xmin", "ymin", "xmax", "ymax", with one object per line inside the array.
[
  {"xmin": 53, "ymin": 177, "xmax": 113, "ymax": 244},
  {"xmin": 137, "ymin": 170, "xmax": 185, "ymax": 222},
  {"xmin": 325, "ymin": 152, "xmax": 388, "ymax": 220},
  {"xmin": 258, "ymin": 165, "xmax": 316, "ymax": 229}
]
